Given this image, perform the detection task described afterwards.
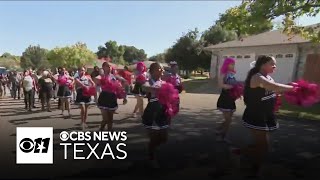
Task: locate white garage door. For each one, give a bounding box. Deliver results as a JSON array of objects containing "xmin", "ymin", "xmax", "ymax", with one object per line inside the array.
[
  {"xmin": 272, "ymin": 55, "xmax": 295, "ymax": 84},
  {"xmin": 234, "ymin": 58, "xmax": 253, "ymax": 82}
]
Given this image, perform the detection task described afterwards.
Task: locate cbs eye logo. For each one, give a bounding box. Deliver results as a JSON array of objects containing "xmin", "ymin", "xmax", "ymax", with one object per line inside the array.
[{"xmin": 19, "ymin": 138, "xmax": 50, "ymax": 153}]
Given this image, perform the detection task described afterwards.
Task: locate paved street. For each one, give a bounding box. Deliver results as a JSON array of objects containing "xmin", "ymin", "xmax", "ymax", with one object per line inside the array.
[{"xmin": 0, "ymin": 89, "xmax": 320, "ymax": 179}]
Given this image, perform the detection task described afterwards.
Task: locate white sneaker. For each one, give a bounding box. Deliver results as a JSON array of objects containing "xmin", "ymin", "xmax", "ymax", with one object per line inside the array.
[
  {"xmin": 132, "ymin": 113, "xmax": 137, "ymax": 118},
  {"xmin": 81, "ymin": 123, "xmax": 87, "ymax": 131}
]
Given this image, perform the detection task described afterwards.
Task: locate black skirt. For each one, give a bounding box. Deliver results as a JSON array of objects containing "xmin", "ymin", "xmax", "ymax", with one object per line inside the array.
[
  {"xmin": 132, "ymin": 83, "xmax": 146, "ymax": 96},
  {"xmin": 97, "ymin": 91, "xmax": 118, "ymax": 111},
  {"xmin": 57, "ymin": 85, "xmax": 71, "ymax": 98},
  {"xmin": 217, "ymin": 90, "xmax": 236, "ymax": 112},
  {"xmin": 242, "ymin": 107, "xmax": 278, "ymax": 131},
  {"xmin": 75, "ymin": 88, "xmax": 92, "ymax": 105},
  {"xmin": 142, "ymin": 99, "xmax": 170, "ymax": 130}
]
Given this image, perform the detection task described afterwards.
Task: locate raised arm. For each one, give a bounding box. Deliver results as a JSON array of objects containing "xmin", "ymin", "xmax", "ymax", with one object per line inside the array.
[
  {"xmin": 251, "ymin": 74, "xmax": 293, "ymax": 92},
  {"xmin": 218, "ymin": 74, "xmax": 233, "ymax": 89}
]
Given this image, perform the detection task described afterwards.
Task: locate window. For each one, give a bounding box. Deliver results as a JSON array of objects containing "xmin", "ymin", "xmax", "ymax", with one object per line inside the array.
[
  {"xmin": 276, "ymin": 54, "xmax": 283, "ymax": 58},
  {"xmin": 285, "ymin": 54, "xmax": 294, "ymax": 58},
  {"xmin": 244, "ymin": 55, "xmax": 251, "ymax": 59},
  {"xmin": 230, "ymin": 56, "xmax": 235, "ymax": 58},
  {"xmin": 236, "ymin": 55, "xmax": 242, "ymax": 59}
]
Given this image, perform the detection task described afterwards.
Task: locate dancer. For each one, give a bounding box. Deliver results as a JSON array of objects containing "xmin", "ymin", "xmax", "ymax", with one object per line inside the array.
[
  {"xmin": 74, "ymin": 66, "xmax": 96, "ymax": 130},
  {"xmin": 38, "ymin": 70, "xmax": 54, "ymax": 112},
  {"xmin": 142, "ymin": 62, "xmax": 170, "ymax": 168},
  {"xmin": 56, "ymin": 67, "xmax": 73, "ymax": 118},
  {"xmin": 91, "ymin": 66, "xmax": 101, "ymax": 103},
  {"xmin": 232, "ymin": 55, "xmax": 294, "ymax": 177},
  {"xmin": 216, "ymin": 58, "xmax": 238, "ymax": 142},
  {"xmin": 132, "ymin": 62, "xmax": 148, "ymax": 118},
  {"xmin": 96, "ymin": 62, "xmax": 126, "ymax": 131}
]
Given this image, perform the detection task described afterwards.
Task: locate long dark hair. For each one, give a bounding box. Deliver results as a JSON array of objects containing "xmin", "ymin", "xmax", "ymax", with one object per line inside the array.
[{"xmin": 243, "ymin": 55, "xmax": 274, "ymax": 104}]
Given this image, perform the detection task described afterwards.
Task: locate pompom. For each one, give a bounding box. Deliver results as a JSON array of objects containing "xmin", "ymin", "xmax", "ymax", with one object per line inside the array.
[
  {"xmin": 284, "ymin": 80, "xmax": 320, "ymax": 107},
  {"xmin": 136, "ymin": 62, "xmax": 146, "ymax": 73},
  {"xmin": 58, "ymin": 76, "xmax": 67, "ymax": 86},
  {"xmin": 101, "ymin": 76, "xmax": 126, "ymax": 99},
  {"xmin": 136, "ymin": 74, "xmax": 147, "ymax": 84},
  {"xmin": 229, "ymin": 83, "xmax": 244, "ymax": 100},
  {"xmin": 274, "ymin": 94, "xmax": 282, "ymax": 112},
  {"xmin": 82, "ymin": 86, "xmax": 96, "ymax": 97},
  {"xmin": 157, "ymin": 82, "xmax": 180, "ymax": 118}
]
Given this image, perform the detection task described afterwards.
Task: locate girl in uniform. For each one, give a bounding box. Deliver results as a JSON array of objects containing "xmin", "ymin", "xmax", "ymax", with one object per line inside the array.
[
  {"xmin": 56, "ymin": 67, "xmax": 73, "ymax": 118},
  {"xmin": 142, "ymin": 62, "xmax": 169, "ymax": 168},
  {"xmin": 132, "ymin": 62, "xmax": 148, "ymax": 118},
  {"xmin": 232, "ymin": 55, "xmax": 295, "ymax": 177},
  {"xmin": 216, "ymin": 58, "xmax": 238, "ymax": 142},
  {"xmin": 96, "ymin": 62, "xmax": 126, "ymax": 131},
  {"xmin": 74, "ymin": 66, "xmax": 96, "ymax": 130}
]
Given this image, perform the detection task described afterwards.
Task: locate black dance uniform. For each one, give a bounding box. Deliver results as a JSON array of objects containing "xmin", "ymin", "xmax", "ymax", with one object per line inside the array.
[
  {"xmin": 75, "ymin": 75, "xmax": 92, "ymax": 105},
  {"xmin": 242, "ymin": 73, "xmax": 278, "ymax": 131},
  {"xmin": 217, "ymin": 73, "xmax": 237, "ymax": 112},
  {"xmin": 57, "ymin": 75, "xmax": 71, "ymax": 98},
  {"xmin": 142, "ymin": 79, "xmax": 169, "ymax": 130},
  {"xmin": 97, "ymin": 74, "xmax": 118, "ymax": 111},
  {"xmin": 132, "ymin": 72, "xmax": 147, "ymax": 96}
]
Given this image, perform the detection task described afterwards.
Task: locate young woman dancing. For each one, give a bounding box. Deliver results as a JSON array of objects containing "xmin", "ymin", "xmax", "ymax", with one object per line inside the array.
[
  {"xmin": 216, "ymin": 58, "xmax": 238, "ymax": 142},
  {"xmin": 56, "ymin": 67, "xmax": 74, "ymax": 118},
  {"xmin": 233, "ymin": 55, "xmax": 295, "ymax": 177},
  {"xmin": 142, "ymin": 62, "xmax": 170, "ymax": 168},
  {"xmin": 132, "ymin": 62, "xmax": 148, "ymax": 118},
  {"xmin": 74, "ymin": 66, "xmax": 96, "ymax": 130},
  {"xmin": 96, "ymin": 62, "xmax": 126, "ymax": 131}
]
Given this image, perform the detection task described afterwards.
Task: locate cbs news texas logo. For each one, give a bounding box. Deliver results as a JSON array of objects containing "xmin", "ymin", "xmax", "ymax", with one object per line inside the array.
[{"xmin": 16, "ymin": 127, "xmax": 53, "ymax": 164}]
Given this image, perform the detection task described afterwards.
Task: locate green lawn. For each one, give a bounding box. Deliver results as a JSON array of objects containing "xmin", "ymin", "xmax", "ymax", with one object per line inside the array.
[
  {"xmin": 278, "ymin": 99, "xmax": 320, "ymax": 120},
  {"xmin": 181, "ymin": 78, "xmax": 210, "ymax": 92}
]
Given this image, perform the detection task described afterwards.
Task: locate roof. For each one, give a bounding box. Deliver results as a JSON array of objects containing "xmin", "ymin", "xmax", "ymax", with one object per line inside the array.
[{"xmin": 204, "ymin": 29, "xmax": 310, "ymax": 50}]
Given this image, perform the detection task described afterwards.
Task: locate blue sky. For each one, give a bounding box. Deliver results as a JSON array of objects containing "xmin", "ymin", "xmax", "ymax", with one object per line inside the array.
[{"xmin": 0, "ymin": 1, "xmax": 319, "ymax": 57}]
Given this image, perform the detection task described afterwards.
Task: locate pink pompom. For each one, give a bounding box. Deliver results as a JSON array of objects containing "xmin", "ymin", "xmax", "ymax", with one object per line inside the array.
[
  {"xmin": 136, "ymin": 62, "xmax": 146, "ymax": 73},
  {"xmin": 101, "ymin": 76, "xmax": 126, "ymax": 99},
  {"xmin": 58, "ymin": 76, "xmax": 67, "ymax": 86},
  {"xmin": 284, "ymin": 80, "xmax": 320, "ymax": 107},
  {"xmin": 229, "ymin": 83, "xmax": 244, "ymax": 100},
  {"xmin": 136, "ymin": 74, "xmax": 147, "ymax": 84},
  {"xmin": 157, "ymin": 82, "xmax": 180, "ymax": 118},
  {"xmin": 83, "ymin": 86, "xmax": 96, "ymax": 97}
]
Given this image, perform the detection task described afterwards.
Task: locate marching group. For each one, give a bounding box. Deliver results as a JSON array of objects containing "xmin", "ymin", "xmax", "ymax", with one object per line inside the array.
[{"xmin": 1, "ymin": 56, "xmax": 298, "ymax": 177}]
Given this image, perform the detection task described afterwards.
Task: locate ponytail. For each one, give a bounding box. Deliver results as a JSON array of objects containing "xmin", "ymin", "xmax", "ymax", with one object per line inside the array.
[{"xmin": 243, "ymin": 67, "xmax": 259, "ymax": 105}]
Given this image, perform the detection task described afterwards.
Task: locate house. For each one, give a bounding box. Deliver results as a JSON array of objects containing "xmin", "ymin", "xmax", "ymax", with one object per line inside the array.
[{"xmin": 204, "ymin": 27, "xmax": 320, "ymax": 83}]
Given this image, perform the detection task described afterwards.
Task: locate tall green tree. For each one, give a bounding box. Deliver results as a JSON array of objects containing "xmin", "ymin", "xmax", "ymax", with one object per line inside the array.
[
  {"xmin": 121, "ymin": 45, "xmax": 147, "ymax": 63},
  {"xmin": 247, "ymin": 0, "xmax": 320, "ymax": 42},
  {"xmin": 201, "ymin": 24, "xmax": 238, "ymax": 46},
  {"xmin": 20, "ymin": 45, "xmax": 50, "ymax": 69},
  {"xmin": 165, "ymin": 29, "xmax": 204, "ymax": 74},
  {"xmin": 217, "ymin": 2, "xmax": 273, "ymax": 37},
  {"xmin": 0, "ymin": 53, "xmax": 21, "ymax": 69},
  {"xmin": 96, "ymin": 41, "xmax": 125, "ymax": 64},
  {"xmin": 47, "ymin": 42, "xmax": 96, "ymax": 69}
]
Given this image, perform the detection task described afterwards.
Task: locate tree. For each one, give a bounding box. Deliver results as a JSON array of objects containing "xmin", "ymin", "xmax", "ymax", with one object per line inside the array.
[
  {"xmin": 201, "ymin": 24, "xmax": 238, "ymax": 46},
  {"xmin": 20, "ymin": 45, "xmax": 50, "ymax": 70},
  {"xmin": 165, "ymin": 28, "xmax": 200, "ymax": 75},
  {"xmin": 217, "ymin": 2, "xmax": 273, "ymax": 37},
  {"xmin": 96, "ymin": 41, "xmax": 125, "ymax": 64},
  {"xmin": 246, "ymin": 0, "xmax": 320, "ymax": 42},
  {"xmin": 0, "ymin": 53, "xmax": 21, "ymax": 69},
  {"xmin": 47, "ymin": 42, "xmax": 96, "ymax": 69},
  {"xmin": 122, "ymin": 45, "xmax": 147, "ymax": 63}
]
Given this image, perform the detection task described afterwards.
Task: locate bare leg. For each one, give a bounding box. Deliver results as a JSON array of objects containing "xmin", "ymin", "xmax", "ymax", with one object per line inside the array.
[
  {"xmin": 107, "ymin": 111, "xmax": 114, "ymax": 131},
  {"xmin": 99, "ymin": 109, "xmax": 108, "ymax": 131}
]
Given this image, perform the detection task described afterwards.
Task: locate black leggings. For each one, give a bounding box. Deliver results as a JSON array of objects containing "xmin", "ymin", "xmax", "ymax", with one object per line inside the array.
[{"xmin": 24, "ymin": 89, "xmax": 34, "ymax": 109}]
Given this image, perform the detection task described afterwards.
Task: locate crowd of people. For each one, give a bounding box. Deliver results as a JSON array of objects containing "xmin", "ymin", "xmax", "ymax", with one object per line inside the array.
[{"xmin": 1, "ymin": 56, "xmax": 299, "ymax": 177}]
